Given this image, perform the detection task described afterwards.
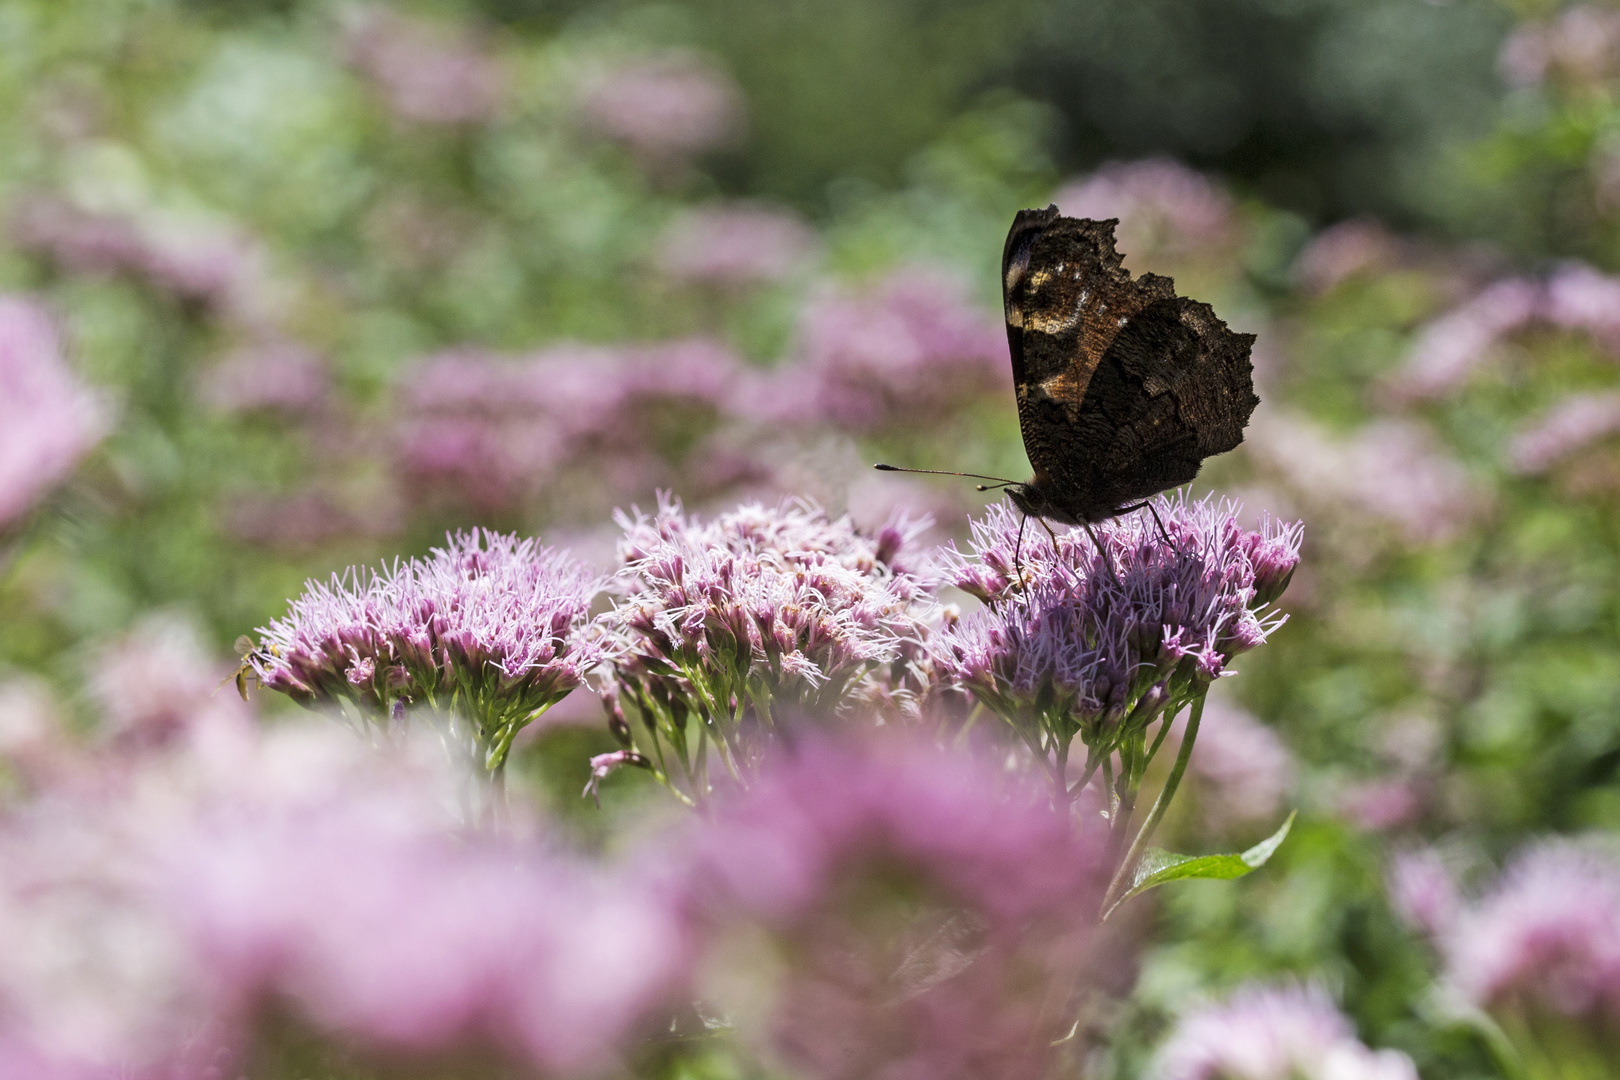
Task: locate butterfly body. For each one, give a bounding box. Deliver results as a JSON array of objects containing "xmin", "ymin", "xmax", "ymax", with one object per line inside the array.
[{"xmin": 1001, "ymin": 205, "xmax": 1258, "ymax": 525}]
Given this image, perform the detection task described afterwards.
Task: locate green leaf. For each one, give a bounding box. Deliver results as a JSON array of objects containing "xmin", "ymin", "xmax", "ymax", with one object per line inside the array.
[{"xmin": 1103, "ymin": 811, "xmax": 1295, "ymax": 920}]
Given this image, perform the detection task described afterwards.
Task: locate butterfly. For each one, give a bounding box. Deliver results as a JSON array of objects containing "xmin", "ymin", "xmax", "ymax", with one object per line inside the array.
[{"xmin": 880, "ymin": 205, "xmax": 1258, "ymax": 544}]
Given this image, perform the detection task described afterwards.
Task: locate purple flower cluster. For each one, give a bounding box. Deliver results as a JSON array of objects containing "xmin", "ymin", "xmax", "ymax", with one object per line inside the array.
[
  {"xmin": 1051, "ymin": 159, "xmax": 1236, "ymax": 257},
  {"xmin": 1185, "ymin": 692, "xmax": 1297, "ymax": 832},
  {"xmin": 747, "ymin": 270, "xmax": 1008, "ymax": 431},
  {"xmin": 394, "ymin": 339, "xmax": 749, "ymax": 512},
  {"xmin": 1247, "ymin": 412, "xmax": 1485, "ymax": 545},
  {"xmin": 196, "ymin": 339, "xmax": 329, "ymax": 417},
  {"xmin": 11, "ymin": 196, "xmax": 268, "ymax": 322},
  {"xmin": 580, "ymin": 51, "xmax": 745, "ymax": 166},
  {"xmin": 250, "ymin": 529, "xmax": 601, "ymax": 774},
  {"xmin": 0, "ymin": 297, "xmax": 107, "ymax": 531},
  {"xmin": 1153, "ymin": 983, "xmax": 1418, "ymax": 1080},
  {"xmin": 342, "ymin": 7, "xmax": 506, "ymax": 126},
  {"xmin": 1510, "ymin": 390, "xmax": 1620, "ymax": 474},
  {"xmin": 657, "ymin": 203, "xmax": 816, "ymax": 287},
  {"xmin": 933, "ymin": 494, "xmax": 1299, "ymax": 761},
  {"xmin": 693, "ymin": 732, "xmax": 1112, "ymax": 1080},
  {"xmin": 600, "ymin": 494, "xmax": 932, "ymax": 795},
  {"xmin": 1499, "ymin": 5, "xmax": 1620, "ymax": 90},
  {"xmin": 1436, "ymin": 841, "xmax": 1620, "ymax": 1024}
]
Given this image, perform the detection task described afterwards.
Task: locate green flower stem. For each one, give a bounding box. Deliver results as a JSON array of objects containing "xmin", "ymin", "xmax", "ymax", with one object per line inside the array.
[{"xmin": 1101, "ymin": 691, "xmax": 1205, "ymax": 916}]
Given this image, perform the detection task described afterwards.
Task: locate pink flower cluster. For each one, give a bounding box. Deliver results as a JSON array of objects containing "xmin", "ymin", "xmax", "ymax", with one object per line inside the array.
[
  {"xmin": 1509, "ymin": 390, "xmax": 1620, "ymax": 474},
  {"xmin": 693, "ymin": 733, "xmax": 1112, "ymax": 1080},
  {"xmin": 394, "ymin": 338, "xmax": 749, "ymax": 511},
  {"xmin": 657, "ymin": 203, "xmax": 816, "ymax": 287},
  {"xmin": 1433, "ymin": 841, "xmax": 1620, "ymax": 1023},
  {"xmin": 933, "ymin": 494, "xmax": 1300, "ymax": 740},
  {"xmin": 1185, "ymin": 692, "xmax": 1296, "ymax": 832},
  {"xmin": 0, "ymin": 685, "xmax": 1136, "ymax": 1079},
  {"xmin": 1499, "ymin": 5, "xmax": 1620, "ymax": 90},
  {"xmin": 1246, "ymin": 412, "xmax": 1485, "ymax": 545},
  {"xmin": 1391, "ymin": 263, "xmax": 1620, "ymax": 402},
  {"xmin": 11, "ymin": 196, "xmax": 268, "ymax": 322},
  {"xmin": 1153, "ymin": 983, "xmax": 1418, "ymax": 1080},
  {"xmin": 0, "ymin": 297, "xmax": 107, "ymax": 530},
  {"xmin": 251, "ymin": 529, "xmax": 601, "ymax": 771},
  {"xmin": 342, "ymin": 7, "xmax": 506, "ymax": 125},
  {"xmin": 601, "ymin": 495, "xmax": 933, "ymax": 771},
  {"xmin": 1051, "ymin": 159, "xmax": 1236, "ymax": 257},
  {"xmin": 580, "ymin": 51, "xmax": 745, "ymax": 164},
  {"xmin": 749, "ymin": 270, "xmax": 1008, "ymax": 431},
  {"xmin": 196, "ymin": 339, "xmax": 328, "ymax": 417}
]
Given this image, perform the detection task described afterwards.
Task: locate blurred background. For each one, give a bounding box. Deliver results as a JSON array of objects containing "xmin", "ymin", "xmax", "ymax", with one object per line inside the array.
[{"xmin": 3, "ymin": 0, "xmax": 1620, "ymax": 1076}]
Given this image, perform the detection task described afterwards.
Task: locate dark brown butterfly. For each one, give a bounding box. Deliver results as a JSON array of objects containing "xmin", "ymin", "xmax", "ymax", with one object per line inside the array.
[{"xmin": 879, "ymin": 205, "xmax": 1258, "ymax": 532}]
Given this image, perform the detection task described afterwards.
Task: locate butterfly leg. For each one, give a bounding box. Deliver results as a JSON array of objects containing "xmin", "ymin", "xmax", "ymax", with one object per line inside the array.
[
  {"xmin": 1081, "ymin": 520, "xmax": 1122, "ymax": 588},
  {"xmin": 1119, "ymin": 500, "xmax": 1182, "ymax": 554},
  {"xmin": 1012, "ymin": 512, "xmax": 1030, "ymax": 595}
]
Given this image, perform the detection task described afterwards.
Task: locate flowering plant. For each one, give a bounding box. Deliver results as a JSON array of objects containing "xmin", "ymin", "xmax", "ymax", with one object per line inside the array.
[
  {"xmin": 249, "ymin": 529, "xmax": 601, "ymax": 784},
  {"xmin": 596, "ymin": 495, "xmax": 932, "ymax": 803}
]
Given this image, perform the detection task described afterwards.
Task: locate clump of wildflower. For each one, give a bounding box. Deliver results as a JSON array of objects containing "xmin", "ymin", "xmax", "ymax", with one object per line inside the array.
[
  {"xmin": 1247, "ymin": 412, "xmax": 1485, "ymax": 545},
  {"xmin": 1439, "ymin": 841, "xmax": 1620, "ymax": 1025},
  {"xmin": 747, "ymin": 270, "xmax": 1007, "ymax": 431},
  {"xmin": 1387, "ymin": 848, "xmax": 1459, "ymax": 939},
  {"xmin": 580, "ymin": 51, "xmax": 744, "ymax": 166},
  {"xmin": 1499, "ymin": 6, "xmax": 1620, "ymax": 90},
  {"xmin": 1292, "ymin": 218, "xmax": 1402, "ymax": 294},
  {"xmin": 394, "ymin": 339, "xmax": 748, "ymax": 513},
  {"xmin": 691, "ymin": 731, "xmax": 1112, "ymax": 1080},
  {"xmin": 657, "ymin": 203, "xmax": 815, "ymax": 287},
  {"xmin": 0, "ymin": 297, "xmax": 108, "ymax": 530},
  {"xmin": 251, "ymin": 530, "xmax": 601, "ymax": 777},
  {"xmin": 1389, "ymin": 278, "xmax": 1543, "ymax": 402},
  {"xmin": 197, "ymin": 339, "xmax": 328, "ymax": 417},
  {"xmin": 599, "ymin": 494, "xmax": 932, "ymax": 800},
  {"xmin": 1184, "ymin": 693, "xmax": 1297, "ymax": 833},
  {"xmin": 1153, "ymin": 983, "xmax": 1418, "ymax": 1080},
  {"xmin": 934, "ymin": 494, "xmax": 1300, "ymax": 798},
  {"xmin": 172, "ymin": 722, "xmax": 690, "ymax": 1074},
  {"xmin": 342, "ymin": 7, "xmax": 505, "ymax": 126},
  {"xmin": 1510, "ymin": 389, "xmax": 1620, "ymax": 474},
  {"xmin": 1052, "ymin": 158, "xmax": 1236, "ymax": 256}
]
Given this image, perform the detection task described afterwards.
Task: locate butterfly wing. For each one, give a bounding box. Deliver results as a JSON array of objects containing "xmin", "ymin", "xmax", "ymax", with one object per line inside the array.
[{"xmin": 1001, "ymin": 209, "xmax": 1257, "ymax": 521}]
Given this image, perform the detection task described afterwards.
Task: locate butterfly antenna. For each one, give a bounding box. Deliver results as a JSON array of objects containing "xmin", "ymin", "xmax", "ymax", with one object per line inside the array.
[{"xmin": 874, "ymin": 464, "xmax": 1023, "ymax": 487}]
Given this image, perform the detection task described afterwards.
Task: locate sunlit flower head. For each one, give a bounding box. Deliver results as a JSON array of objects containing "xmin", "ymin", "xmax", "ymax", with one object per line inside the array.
[
  {"xmin": 933, "ymin": 493, "xmax": 1300, "ymax": 739},
  {"xmin": 252, "ymin": 530, "xmax": 601, "ymax": 773}
]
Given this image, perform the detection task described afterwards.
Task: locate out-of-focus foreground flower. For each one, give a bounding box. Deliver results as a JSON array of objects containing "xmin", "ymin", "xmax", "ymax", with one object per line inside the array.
[
  {"xmin": 250, "ymin": 529, "xmax": 601, "ymax": 780},
  {"xmin": 1152, "ymin": 982, "xmax": 1418, "ymax": 1080},
  {"xmin": 0, "ymin": 296, "xmax": 107, "ymax": 532},
  {"xmin": 691, "ymin": 731, "xmax": 1116, "ymax": 1080},
  {"xmin": 598, "ymin": 494, "xmax": 932, "ymax": 802}
]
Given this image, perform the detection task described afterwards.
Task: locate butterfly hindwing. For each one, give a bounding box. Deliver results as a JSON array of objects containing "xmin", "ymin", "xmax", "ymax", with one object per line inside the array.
[{"xmin": 1001, "ymin": 208, "xmax": 1258, "ymax": 522}]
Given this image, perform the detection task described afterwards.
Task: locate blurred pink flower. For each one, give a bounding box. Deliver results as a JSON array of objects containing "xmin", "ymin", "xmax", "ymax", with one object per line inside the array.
[
  {"xmin": 581, "ymin": 51, "xmax": 745, "ymax": 163},
  {"xmin": 1499, "ymin": 6, "xmax": 1620, "ymax": 89},
  {"xmin": 89, "ymin": 613, "xmax": 237, "ymax": 749},
  {"xmin": 693, "ymin": 731, "xmax": 1112, "ymax": 1080},
  {"xmin": 1441, "ymin": 840, "xmax": 1620, "ymax": 1021},
  {"xmin": 749, "ymin": 270, "xmax": 1006, "ymax": 430},
  {"xmin": 1337, "ymin": 777, "xmax": 1424, "ymax": 833},
  {"xmin": 1543, "ymin": 261, "xmax": 1620, "ymax": 348},
  {"xmin": 1185, "ymin": 693, "xmax": 1295, "ymax": 831},
  {"xmin": 343, "ymin": 8, "xmax": 505, "ymax": 125},
  {"xmin": 1153, "ymin": 982, "xmax": 1418, "ymax": 1080},
  {"xmin": 395, "ymin": 339, "xmax": 748, "ymax": 512},
  {"xmin": 1387, "ymin": 848, "xmax": 1459, "ymax": 939},
  {"xmin": 1508, "ymin": 390, "xmax": 1620, "ymax": 474},
  {"xmin": 657, "ymin": 203, "xmax": 815, "ymax": 286},
  {"xmin": 1052, "ymin": 159, "xmax": 1235, "ymax": 256},
  {"xmin": 0, "ymin": 297, "xmax": 107, "ymax": 530},
  {"xmin": 197, "ymin": 339, "xmax": 328, "ymax": 416},
  {"xmin": 173, "ymin": 725, "xmax": 689, "ymax": 1071},
  {"xmin": 1389, "ymin": 278, "xmax": 1543, "ymax": 402},
  {"xmin": 12, "ymin": 196, "xmax": 271, "ymax": 321},
  {"xmin": 1247, "ymin": 412, "xmax": 1486, "ymax": 545},
  {"xmin": 1292, "ymin": 219, "xmax": 1401, "ymax": 294},
  {"xmin": 224, "ymin": 489, "xmax": 401, "ymax": 549}
]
